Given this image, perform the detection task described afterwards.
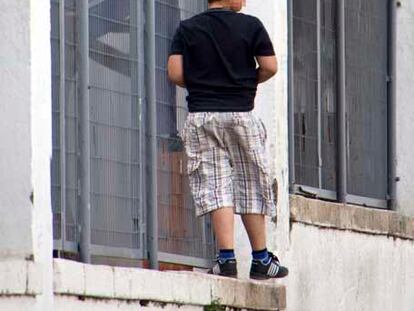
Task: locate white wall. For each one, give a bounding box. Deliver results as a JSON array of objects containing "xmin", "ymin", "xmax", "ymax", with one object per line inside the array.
[
  {"xmin": 0, "ymin": 0, "xmax": 53, "ymax": 309},
  {"xmin": 234, "ymin": 0, "xmax": 290, "ymax": 279},
  {"xmin": 287, "ymin": 223, "xmax": 414, "ymax": 311},
  {"xmin": 0, "ymin": 0, "xmax": 33, "ymax": 259},
  {"xmin": 396, "ymin": 0, "xmax": 414, "ymax": 217},
  {"xmin": 30, "ymin": 0, "xmax": 54, "ymax": 309}
]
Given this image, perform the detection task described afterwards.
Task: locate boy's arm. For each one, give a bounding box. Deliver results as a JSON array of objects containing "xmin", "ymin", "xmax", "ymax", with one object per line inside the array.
[
  {"xmin": 256, "ymin": 55, "xmax": 278, "ymax": 84},
  {"xmin": 168, "ymin": 55, "xmax": 185, "ymax": 88}
]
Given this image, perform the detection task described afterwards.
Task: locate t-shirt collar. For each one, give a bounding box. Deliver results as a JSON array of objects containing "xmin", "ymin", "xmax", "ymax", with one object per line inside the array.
[{"xmin": 206, "ymin": 7, "xmax": 232, "ymax": 12}]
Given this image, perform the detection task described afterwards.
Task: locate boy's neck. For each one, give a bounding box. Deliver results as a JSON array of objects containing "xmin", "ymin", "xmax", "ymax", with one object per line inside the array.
[{"xmin": 208, "ymin": 0, "xmax": 230, "ymax": 10}]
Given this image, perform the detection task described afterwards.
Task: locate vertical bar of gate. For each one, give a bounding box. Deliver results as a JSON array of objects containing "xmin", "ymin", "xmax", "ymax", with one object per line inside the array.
[
  {"xmin": 336, "ymin": 0, "xmax": 347, "ymax": 203},
  {"xmin": 287, "ymin": 0, "xmax": 295, "ymax": 191},
  {"xmin": 316, "ymin": 0, "xmax": 323, "ymax": 188},
  {"xmin": 77, "ymin": 0, "xmax": 91, "ymax": 263},
  {"xmin": 59, "ymin": 0, "xmax": 66, "ymax": 252},
  {"xmin": 131, "ymin": 0, "xmax": 145, "ymax": 253},
  {"xmin": 144, "ymin": 0, "xmax": 159, "ymax": 269},
  {"xmin": 387, "ymin": 0, "xmax": 397, "ymax": 210}
]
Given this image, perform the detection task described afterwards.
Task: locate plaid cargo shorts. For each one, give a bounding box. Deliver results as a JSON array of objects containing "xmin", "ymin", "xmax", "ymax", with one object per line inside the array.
[{"xmin": 179, "ymin": 111, "xmax": 276, "ymax": 217}]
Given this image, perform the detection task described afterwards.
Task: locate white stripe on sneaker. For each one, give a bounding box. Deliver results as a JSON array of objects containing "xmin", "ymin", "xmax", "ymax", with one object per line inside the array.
[
  {"xmin": 212, "ymin": 264, "xmax": 221, "ymax": 275},
  {"xmin": 268, "ymin": 263, "xmax": 275, "ymax": 276},
  {"xmin": 268, "ymin": 262, "xmax": 280, "ymax": 277}
]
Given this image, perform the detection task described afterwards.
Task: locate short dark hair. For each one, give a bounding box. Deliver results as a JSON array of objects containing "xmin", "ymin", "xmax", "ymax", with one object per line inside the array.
[{"xmin": 208, "ymin": 0, "xmax": 220, "ymax": 3}]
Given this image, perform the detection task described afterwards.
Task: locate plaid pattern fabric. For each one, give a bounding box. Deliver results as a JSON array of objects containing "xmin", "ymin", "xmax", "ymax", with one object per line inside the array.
[{"xmin": 179, "ymin": 112, "xmax": 276, "ymax": 217}]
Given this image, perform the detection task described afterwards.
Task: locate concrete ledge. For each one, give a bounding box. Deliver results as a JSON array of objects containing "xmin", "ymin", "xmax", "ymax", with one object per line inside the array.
[
  {"xmin": 0, "ymin": 260, "xmax": 43, "ymax": 296},
  {"xmin": 54, "ymin": 259, "xmax": 286, "ymax": 310},
  {"xmin": 290, "ymin": 195, "xmax": 414, "ymax": 240}
]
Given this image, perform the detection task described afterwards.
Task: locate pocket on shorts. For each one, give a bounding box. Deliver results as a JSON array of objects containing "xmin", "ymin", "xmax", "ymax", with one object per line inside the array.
[
  {"xmin": 259, "ymin": 118, "xmax": 267, "ymax": 144},
  {"xmin": 253, "ymin": 149, "xmax": 273, "ymax": 203},
  {"xmin": 255, "ymin": 117, "xmax": 267, "ymax": 145},
  {"xmin": 182, "ymin": 125, "xmax": 201, "ymax": 175},
  {"xmin": 187, "ymin": 154, "xmax": 201, "ymax": 175}
]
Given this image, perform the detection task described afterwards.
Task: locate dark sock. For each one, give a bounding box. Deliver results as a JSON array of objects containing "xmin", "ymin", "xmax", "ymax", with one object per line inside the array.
[
  {"xmin": 252, "ymin": 248, "xmax": 269, "ymax": 262},
  {"xmin": 218, "ymin": 249, "xmax": 235, "ymax": 261}
]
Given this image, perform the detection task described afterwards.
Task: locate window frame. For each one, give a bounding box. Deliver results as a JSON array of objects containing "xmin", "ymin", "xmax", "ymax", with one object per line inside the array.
[{"xmin": 287, "ymin": 0, "xmax": 397, "ymax": 209}]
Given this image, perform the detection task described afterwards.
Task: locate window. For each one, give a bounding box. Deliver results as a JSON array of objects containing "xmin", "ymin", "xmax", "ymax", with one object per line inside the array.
[
  {"xmin": 289, "ymin": 0, "xmax": 390, "ymax": 208},
  {"xmin": 50, "ymin": 0, "xmax": 213, "ymax": 266}
]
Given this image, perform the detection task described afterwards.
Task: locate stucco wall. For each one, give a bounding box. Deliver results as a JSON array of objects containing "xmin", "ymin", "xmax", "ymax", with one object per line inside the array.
[
  {"xmin": 0, "ymin": 0, "xmax": 33, "ymax": 259},
  {"xmin": 30, "ymin": 0, "xmax": 54, "ymax": 309},
  {"xmin": 396, "ymin": 0, "xmax": 414, "ymax": 216},
  {"xmin": 287, "ymin": 223, "xmax": 414, "ymax": 311},
  {"xmin": 0, "ymin": 0, "xmax": 53, "ymax": 309}
]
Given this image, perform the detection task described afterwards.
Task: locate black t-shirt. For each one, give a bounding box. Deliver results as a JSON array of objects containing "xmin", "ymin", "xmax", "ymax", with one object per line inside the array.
[{"xmin": 170, "ymin": 8, "xmax": 275, "ymax": 112}]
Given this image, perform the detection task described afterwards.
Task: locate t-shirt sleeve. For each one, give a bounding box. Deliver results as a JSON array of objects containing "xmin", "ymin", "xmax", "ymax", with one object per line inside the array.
[
  {"xmin": 253, "ymin": 20, "xmax": 275, "ymax": 56},
  {"xmin": 169, "ymin": 24, "xmax": 184, "ymax": 55}
]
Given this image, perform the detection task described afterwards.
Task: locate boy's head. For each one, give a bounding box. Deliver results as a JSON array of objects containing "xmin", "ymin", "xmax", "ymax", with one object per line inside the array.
[{"xmin": 208, "ymin": 0, "xmax": 246, "ymax": 12}]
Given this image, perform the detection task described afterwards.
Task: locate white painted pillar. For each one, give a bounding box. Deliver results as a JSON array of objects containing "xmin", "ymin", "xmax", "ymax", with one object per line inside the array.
[
  {"xmin": 0, "ymin": 0, "xmax": 53, "ymax": 309},
  {"xmin": 395, "ymin": 1, "xmax": 414, "ymax": 217}
]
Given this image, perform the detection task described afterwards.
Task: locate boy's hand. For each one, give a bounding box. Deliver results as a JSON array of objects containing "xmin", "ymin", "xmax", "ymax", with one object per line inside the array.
[{"xmin": 168, "ymin": 55, "xmax": 186, "ymax": 88}]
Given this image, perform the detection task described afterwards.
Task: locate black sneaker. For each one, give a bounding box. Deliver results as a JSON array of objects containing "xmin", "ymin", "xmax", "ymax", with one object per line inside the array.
[
  {"xmin": 208, "ymin": 257, "xmax": 238, "ymax": 278},
  {"xmin": 250, "ymin": 252, "xmax": 288, "ymax": 280}
]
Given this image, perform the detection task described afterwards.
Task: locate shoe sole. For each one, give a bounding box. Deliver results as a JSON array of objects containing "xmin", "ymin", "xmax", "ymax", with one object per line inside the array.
[
  {"xmin": 208, "ymin": 271, "xmax": 238, "ymax": 279},
  {"xmin": 250, "ymin": 272, "xmax": 289, "ymax": 280}
]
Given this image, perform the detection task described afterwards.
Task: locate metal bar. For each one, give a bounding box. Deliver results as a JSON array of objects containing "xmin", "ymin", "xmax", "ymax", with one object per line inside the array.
[
  {"xmin": 346, "ymin": 195, "xmax": 388, "ymax": 210},
  {"xmin": 336, "ymin": 0, "xmax": 347, "ymax": 203},
  {"xmin": 53, "ymin": 241, "xmax": 142, "ymax": 259},
  {"xmin": 59, "ymin": 0, "xmax": 67, "ymax": 253},
  {"xmin": 90, "ymin": 245, "xmax": 141, "ymax": 259},
  {"xmin": 129, "ymin": 0, "xmax": 138, "ymax": 257},
  {"xmin": 53, "ymin": 240, "xmax": 78, "ymax": 253},
  {"xmin": 294, "ymin": 184, "xmax": 337, "ymax": 201},
  {"xmin": 387, "ymin": 0, "xmax": 397, "ymax": 210},
  {"xmin": 130, "ymin": 0, "xmax": 145, "ymax": 259},
  {"xmin": 77, "ymin": 0, "xmax": 91, "ymax": 263},
  {"xmin": 294, "ymin": 184, "xmax": 387, "ymax": 209},
  {"xmin": 287, "ymin": 0, "xmax": 295, "ymax": 191},
  {"xmin": 144, "ymin": 0, "xmax": 159, "ymax": 270},
  {"xmin": 316, "ymin": 0, "xmax": 323, "ymax": 188},
  {"xmin": 158, "ymin": 252, "xmax": 212, "ymax": 269},
  {"xmin": 137, "ymin": 0, "xmax": 146, "ymax": 260}
]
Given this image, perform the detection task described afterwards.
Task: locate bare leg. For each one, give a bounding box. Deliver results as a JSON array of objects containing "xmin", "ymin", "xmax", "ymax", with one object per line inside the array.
[
  {"xmin": 211, "ymin": 207, "xmax": 235, "ymax": 249},
  {"xmin": 241, "ymin": 214, "xmax": 266, "ymax": 251}
]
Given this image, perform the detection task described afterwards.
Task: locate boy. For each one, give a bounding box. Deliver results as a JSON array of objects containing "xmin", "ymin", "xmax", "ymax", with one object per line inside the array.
[{"xmin": 168, "ymin": 0, "xmax": 288, "ymax": 279}]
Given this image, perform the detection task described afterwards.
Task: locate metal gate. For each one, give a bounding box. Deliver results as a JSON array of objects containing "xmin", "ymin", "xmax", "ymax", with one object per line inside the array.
[{"xmin": 51, "ymin": 0, "xmax": 214, "ymax": 267}]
